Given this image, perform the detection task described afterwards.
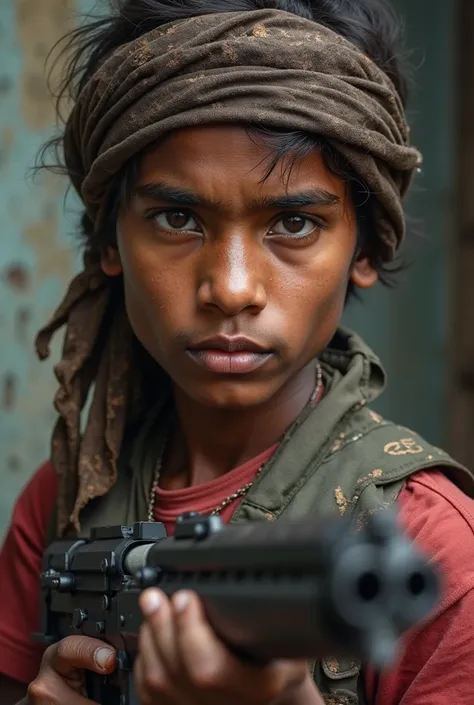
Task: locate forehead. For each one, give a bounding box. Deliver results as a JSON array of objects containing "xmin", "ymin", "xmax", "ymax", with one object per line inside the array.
[{"xmin": 137, "ymin": 125, "xmax": 347, "ymax": 201}]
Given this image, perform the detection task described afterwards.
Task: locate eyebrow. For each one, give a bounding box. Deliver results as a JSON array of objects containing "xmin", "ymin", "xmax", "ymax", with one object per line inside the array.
[{"xmin": 134, "ymin": 181, "xmax": 340, "ymax": 211}]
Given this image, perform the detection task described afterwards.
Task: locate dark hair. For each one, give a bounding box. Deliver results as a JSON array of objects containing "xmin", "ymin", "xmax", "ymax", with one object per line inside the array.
[{"xmin": 42, "ymin": 0, "xmax": 410, "ymax": 296}]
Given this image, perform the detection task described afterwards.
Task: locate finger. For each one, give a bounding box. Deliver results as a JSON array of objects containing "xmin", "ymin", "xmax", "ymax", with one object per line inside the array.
[
  {"xmin": 27, "ymin": 669, "xmax": 99, "ymax": 705},
  {"xmin": 45, "ymin": 635, "xmax": 116, "ymax": 680},
  {"xmin": 172, "ymin": 590, "xmax": 238, "ymax": 689},
  {"xmin": 258, "ymin": 658, "xmax": 310, "ymax": 695},
  {"xmin": 136, "ymin": 621, "xmax": 169, "ymax": 694},
  {"xmin": 139, "ymin": 588, "xmax": 178, "ymax": 677},
  {"xmin": 173, "ymin": 592, "xmax": 307, "ymax": 699}
]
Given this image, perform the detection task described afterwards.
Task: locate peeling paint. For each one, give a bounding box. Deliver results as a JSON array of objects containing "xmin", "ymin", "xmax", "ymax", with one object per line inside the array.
[
  {"xmin": 15, "ymin": 0, "xmax": 76, "ymax": 130},
  {"xmin": 23, "ymin": 174, "xmax": 75, "ymax": 285},
  {"xmin": 1, "ymin": 0, "xmax": 86, "ymax": 540}
]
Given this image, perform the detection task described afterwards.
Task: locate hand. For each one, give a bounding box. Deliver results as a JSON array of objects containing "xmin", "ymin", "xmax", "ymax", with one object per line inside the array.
[
  {"xmin": 134, "ymin": 588, "xmax": 324, "ymax": 705},
  {"xmin": 26, "ymin": 636, "xmax": 116, "ymax": 704}
]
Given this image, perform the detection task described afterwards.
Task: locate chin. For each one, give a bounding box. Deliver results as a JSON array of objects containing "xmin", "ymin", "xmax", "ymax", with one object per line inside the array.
[{"xmin": 182, "ymin": 379, "xmax": 279, "ymax": 410}]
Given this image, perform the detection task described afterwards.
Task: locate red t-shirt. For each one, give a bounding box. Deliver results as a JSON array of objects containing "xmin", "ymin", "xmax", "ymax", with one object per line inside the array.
[{"xmin": 1, "ymin": 459, "xmax": 474, "ymax": 704}]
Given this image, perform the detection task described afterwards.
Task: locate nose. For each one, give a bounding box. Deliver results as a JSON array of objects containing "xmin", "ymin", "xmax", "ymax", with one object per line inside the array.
[{"xmin": 196, "ymin": 234, "xmax": 267, "ymax": 316}]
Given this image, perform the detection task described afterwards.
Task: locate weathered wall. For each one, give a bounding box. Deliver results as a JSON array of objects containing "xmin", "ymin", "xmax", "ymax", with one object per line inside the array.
[
  {"xmin": 448, "ymin": 0, "xmax": 474, "ymax": 466},
  {"xmin": 343, "ymin": 0, "xmax": 457, "ymax": 448},
  {"xmin": 0, "ymin": 1, "xmax": 84, "ymax": 538}
]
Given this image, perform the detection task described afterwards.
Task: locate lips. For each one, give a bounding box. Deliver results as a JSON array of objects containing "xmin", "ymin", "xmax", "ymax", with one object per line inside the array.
[{"xmin": 186, "ymin": 336, "xmax": 273, "ymax": 374}]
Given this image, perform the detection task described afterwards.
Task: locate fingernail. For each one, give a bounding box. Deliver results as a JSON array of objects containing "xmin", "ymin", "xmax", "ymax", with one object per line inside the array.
[
  {"xmin": 173, "ymin": 591, "xmax": 190, "ymax": 613},
  {"xmin": 94, "ymin": 647, "xmax": 115, "ymax": 671},
  {"xmin": 140, "ymin": 588, "xmax": 162, "ymax": 616}
]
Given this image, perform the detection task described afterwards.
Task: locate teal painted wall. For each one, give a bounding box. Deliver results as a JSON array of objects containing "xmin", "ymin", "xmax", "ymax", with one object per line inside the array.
[
  {"xmin": 0, "ymin": 1, "xmax": 85, "ymax": 538},
  {"xmin": 0, "ymin": 0, "xmax": 456, "ymax": 538}
]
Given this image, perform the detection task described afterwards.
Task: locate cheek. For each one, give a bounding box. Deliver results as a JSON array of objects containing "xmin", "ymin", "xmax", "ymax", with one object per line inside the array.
[
  {"xmin": 277, "ymin": 243, "xmax": 353, "ymax": 352},
  {"xmin": 285, "ymin": 245, "xmax": 352, "ymax": 315},
  {"xmin": 117, "ymin": 237, "xmax": 189, "ymax": 350}
]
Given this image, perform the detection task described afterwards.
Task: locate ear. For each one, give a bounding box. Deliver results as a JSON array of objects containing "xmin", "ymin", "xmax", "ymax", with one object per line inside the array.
[
  {"xmin": 350, "ymin": 256, "xmax": 378, "ymax": 290},
  {"xmin": 101, "ymin": 246, "xmax": 122, "ymax": 277}
]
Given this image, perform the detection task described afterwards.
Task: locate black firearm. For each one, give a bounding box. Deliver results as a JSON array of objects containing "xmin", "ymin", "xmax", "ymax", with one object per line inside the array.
[{"xmin": 34, "ymin": 511, "xmax": 440, "ymax": 705}]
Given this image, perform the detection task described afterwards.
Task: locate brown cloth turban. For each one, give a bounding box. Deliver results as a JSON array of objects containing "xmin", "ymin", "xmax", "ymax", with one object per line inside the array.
[{"xmin": 37, "ymin": 9, "xmax": 422, "ymax": 535}]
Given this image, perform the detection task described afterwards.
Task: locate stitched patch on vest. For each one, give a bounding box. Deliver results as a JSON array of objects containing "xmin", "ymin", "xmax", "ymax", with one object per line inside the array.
[{"xmin": 384, "ymin": 437, "xmax": 424, "ymax": 456}]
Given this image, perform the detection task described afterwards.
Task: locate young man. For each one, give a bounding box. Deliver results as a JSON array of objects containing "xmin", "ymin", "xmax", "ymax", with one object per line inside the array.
[{"xmin": 1, "ymin": 1, "xmax": 474, "ymax": 703}]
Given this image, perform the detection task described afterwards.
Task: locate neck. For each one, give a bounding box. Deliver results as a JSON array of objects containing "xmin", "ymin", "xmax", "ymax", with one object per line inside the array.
[{"xmin": 160, "ymin": 362, "xmax": 318, "ymax": 489}]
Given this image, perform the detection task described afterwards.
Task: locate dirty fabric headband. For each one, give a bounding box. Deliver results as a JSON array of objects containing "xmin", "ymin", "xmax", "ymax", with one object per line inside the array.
[
  {"xmin": 39, "ymin": 9, "xmax": 421, "ymax": 535},
  {"xmin": 65, "ymin": 8, "xmax": 421, "ymax": 255}
]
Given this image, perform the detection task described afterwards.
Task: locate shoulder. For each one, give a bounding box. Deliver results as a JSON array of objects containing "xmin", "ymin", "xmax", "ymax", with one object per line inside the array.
[
  {"xmin": 399, "ymin": 470, "xmax": 474, "ymax": 600},
  {"xmin": 8, "ymin": 460, "xmax": 58, "ymax": 542},
  {"xmin": 0, "ymin": 460, "xmax": 58, "ymax": 684},
  {"xmin": 364, "ymin": 470, "xmax": 474, "ymax": 704},
  {"xmin": 324, "ymin": 407, "xmax": 465, "ymax": 483}
]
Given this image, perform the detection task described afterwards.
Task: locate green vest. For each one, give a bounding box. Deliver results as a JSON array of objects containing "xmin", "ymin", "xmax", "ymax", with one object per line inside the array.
[{"xmin": 69, "ymin": 329, "xmax": 474, "ymax": 703}]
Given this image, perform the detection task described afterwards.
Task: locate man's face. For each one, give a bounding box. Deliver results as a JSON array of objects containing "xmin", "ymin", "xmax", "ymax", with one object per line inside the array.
[{"xmin": 105, "ymin": 125, "xmax": 376, "ymax": 408}]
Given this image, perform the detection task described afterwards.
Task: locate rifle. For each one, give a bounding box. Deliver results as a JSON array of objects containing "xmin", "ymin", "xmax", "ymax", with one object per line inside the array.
[{"xmin": 34, "ymin": 510, "xmax": 440, "ymax": 705}]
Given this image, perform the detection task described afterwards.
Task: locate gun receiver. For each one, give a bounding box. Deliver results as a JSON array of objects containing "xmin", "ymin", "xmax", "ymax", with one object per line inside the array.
[{"xmin": 34, "ymin": 511, "xmax": 440, "ymax": 705}]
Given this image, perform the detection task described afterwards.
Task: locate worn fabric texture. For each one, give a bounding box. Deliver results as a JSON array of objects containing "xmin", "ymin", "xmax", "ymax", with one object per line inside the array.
[
  {"xmin": 66, "ymin": 9, "xmax": 421, "ymax": 252},
  {"xmin": 36, "ymin": 9, "xmax": 421, "ymax": 535}
]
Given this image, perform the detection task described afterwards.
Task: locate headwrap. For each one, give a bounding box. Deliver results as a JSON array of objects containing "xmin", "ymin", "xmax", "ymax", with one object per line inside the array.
[{"xmin": 36, "ymin": 9, "xmax": 422, "ymax": 535}]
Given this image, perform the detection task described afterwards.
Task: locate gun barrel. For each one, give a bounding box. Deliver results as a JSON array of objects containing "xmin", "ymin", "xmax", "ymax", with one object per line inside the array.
[
  {"xmin": 119, "ymin": 511, "xmax": 439, "ymax": 668},
  {"xmin": 34, "ymin": 508, "xmax": 441, "ymax": 705}
]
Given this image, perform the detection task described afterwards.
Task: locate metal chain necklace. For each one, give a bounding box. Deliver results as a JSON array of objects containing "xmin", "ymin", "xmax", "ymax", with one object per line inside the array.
[{"xmin": 147, "ymin": 363, "xmax": 323, "ymax": 522}]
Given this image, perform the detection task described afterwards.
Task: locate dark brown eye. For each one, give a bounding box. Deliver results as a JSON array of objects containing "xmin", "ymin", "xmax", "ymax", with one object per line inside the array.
[
  {"xmin": 166, "ymin": 211, "xmax": 190, "ymax": 229},
  {"xmin": 281, "ymin": 216, "xmax": 306, "ymax": 233},
  {"xmin": 270, "ymin": 215, "xmax": 321, "ymax": 239},
  {"xmin": 153, "ymin": 210, "xmax": 199, "ymax": 232}
]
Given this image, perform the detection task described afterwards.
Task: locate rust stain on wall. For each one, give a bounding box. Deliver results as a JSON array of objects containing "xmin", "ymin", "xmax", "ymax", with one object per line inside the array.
[
  {"xmin": 15, "ymin": 307, "xmax": 31, "ymax": 344},
  {"xmin": 15, "ymin": 0, "xmax": 76, "ymax": 130},
  {"xmin": 2, "ymin": 373, "xmax": 17, "ymax": 410},
  {"xmin": 3, "ymin": 263, "xmax": 29, "ymax": 291}
]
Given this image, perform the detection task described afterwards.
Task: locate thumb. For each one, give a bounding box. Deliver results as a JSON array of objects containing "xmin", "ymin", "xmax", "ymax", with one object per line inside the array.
[{"xmin": 46, "ymin": 636, "xmax": 116, "ymax": 679}]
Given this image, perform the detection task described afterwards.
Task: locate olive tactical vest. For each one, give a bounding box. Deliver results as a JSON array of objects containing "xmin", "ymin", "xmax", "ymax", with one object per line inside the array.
[{"xmin": 56, "ymin": 329, "xmax": 474, "ymax": 704}]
